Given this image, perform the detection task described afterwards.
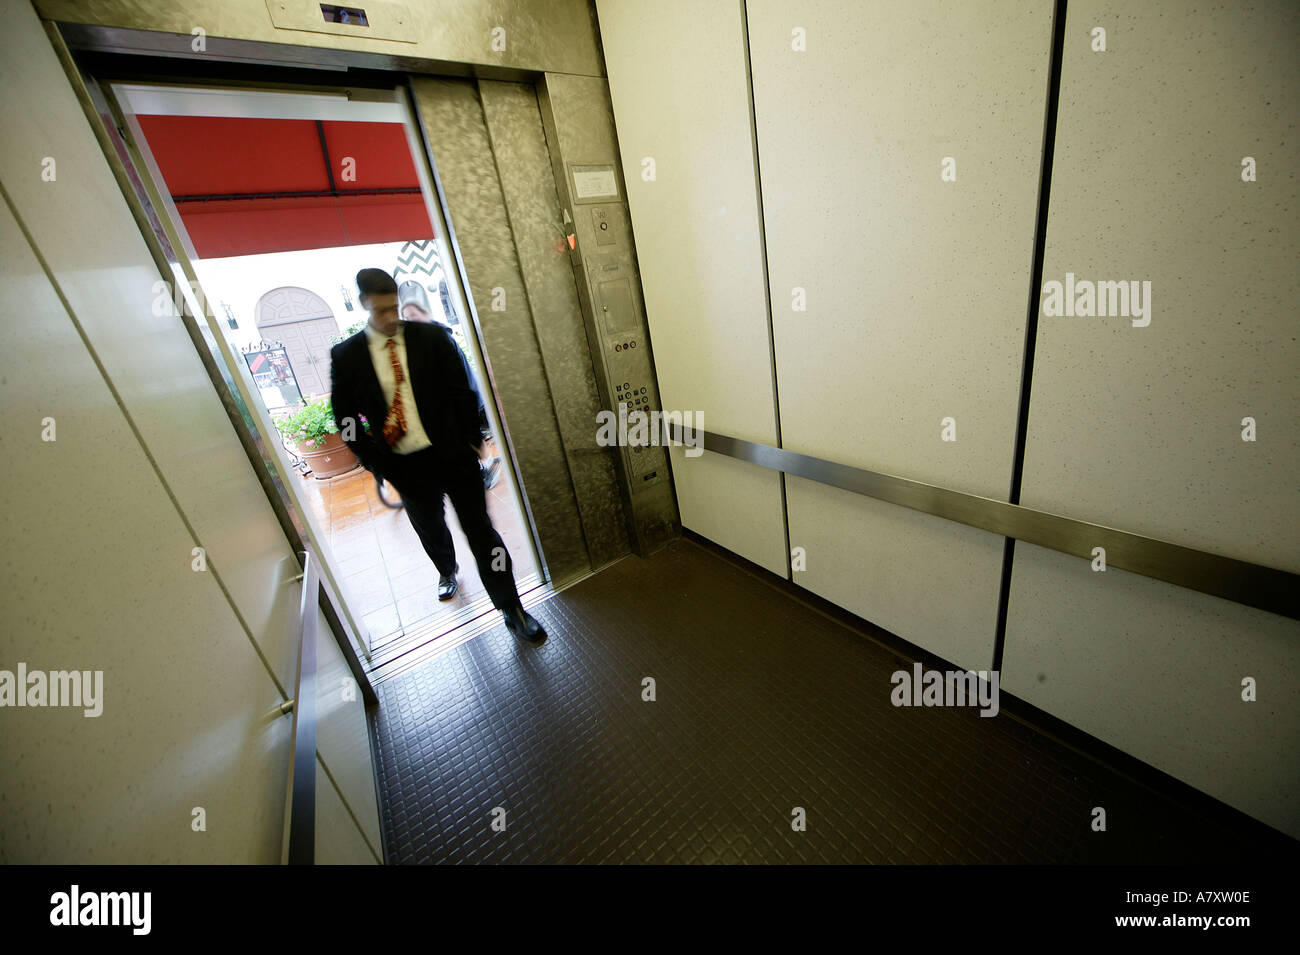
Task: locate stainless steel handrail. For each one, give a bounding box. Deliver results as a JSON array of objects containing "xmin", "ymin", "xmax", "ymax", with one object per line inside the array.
[
  {"xmin": 665, "ymin": 423, "xmax": 1300, "ymax": 621},
  {"xmin": 281, "ymin": 547, "xmax": 320, "ymax": 865}
]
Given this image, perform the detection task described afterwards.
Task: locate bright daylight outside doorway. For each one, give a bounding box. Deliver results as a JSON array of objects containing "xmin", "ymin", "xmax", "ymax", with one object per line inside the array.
[
  {"xmin": 198, "ymin": 244, "xmax": 538, "ymax": 650},
  {"xmin": 123, "ymin": 92, "xmax": 539, "ymax": 657}
]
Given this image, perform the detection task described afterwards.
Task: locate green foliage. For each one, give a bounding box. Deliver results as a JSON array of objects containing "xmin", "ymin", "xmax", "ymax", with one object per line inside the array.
[
  {"xmin": 274, "ymin": 397, "xmax": 343, "ymax": 449},
  {"xmin": 329, "ymin": 319, "xmax": 367, "ymax": 346}
]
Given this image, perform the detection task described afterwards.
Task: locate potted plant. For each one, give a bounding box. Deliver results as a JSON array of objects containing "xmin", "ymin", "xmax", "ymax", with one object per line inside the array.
[{"xmin": 273, "ymin": 397, "xmax": 360, "ymax": 480}]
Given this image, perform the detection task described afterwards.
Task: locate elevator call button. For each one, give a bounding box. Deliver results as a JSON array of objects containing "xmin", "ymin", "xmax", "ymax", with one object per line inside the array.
[{"xmin": 591, "ymin": 207, "xmax": 615, "ymax": 247}]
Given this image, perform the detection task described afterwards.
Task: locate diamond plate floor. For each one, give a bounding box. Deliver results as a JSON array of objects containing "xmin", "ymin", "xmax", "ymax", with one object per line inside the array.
[{"xmin": 369, "ymin": 537, "xmax": 1297, "ymax": 864}]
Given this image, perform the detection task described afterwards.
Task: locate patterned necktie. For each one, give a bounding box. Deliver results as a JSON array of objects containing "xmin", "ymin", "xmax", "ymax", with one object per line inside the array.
[{"xmin": 382, "ymin": 337, "xmax": 407, "ymax": 446}]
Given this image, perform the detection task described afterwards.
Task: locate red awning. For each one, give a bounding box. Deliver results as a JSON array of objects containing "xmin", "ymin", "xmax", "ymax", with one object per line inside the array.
[{"xmin": 135, "ymin": 115, "xmax": 435, "ymax": 258}]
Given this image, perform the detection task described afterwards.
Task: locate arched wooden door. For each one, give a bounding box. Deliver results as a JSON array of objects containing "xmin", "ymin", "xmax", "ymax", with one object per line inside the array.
[{"xmin": 254, "ymin": 286, "xmax": 339, "ymax": 399}]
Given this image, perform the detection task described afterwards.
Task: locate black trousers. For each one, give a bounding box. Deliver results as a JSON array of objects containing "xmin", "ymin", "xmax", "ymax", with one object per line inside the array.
[{"xmin": 382, "ymin": 446, "xmax": 520, "ymax": 612}]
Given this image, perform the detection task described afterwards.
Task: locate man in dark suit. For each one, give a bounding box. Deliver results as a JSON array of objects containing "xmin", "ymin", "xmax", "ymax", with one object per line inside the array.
[
  {"xmin": 329, "ymin": 268, "xmax": 545, "ymax": 644},
  {"xmin": 397, "ymin": 279, "xmax": 502, "ymax": 491}
]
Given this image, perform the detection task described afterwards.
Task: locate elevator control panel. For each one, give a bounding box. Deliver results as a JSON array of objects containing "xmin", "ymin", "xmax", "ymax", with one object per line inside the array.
[
  {"xmin": 598, "ymin": 273, "xmax": 662, "ymax": 488},
  {"xmin": 584, "ymin": 247, "xmax": 666, "ymax": 493},
  {"xmin": 565, "ymin": 162, "xmax": 670, "ymax": 514}
]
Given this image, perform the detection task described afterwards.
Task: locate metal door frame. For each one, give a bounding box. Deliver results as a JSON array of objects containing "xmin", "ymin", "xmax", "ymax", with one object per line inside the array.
[
  {"xmin": 105, "ymin": 74, "xmax": 548, "ymax": 640},
  {"xmin": 100, "ymin": 74, "xmax": 388, "ymax": 664},
  {"xmin": 53, "ymin": 32, "xmax": 551, "ymax": 679}
]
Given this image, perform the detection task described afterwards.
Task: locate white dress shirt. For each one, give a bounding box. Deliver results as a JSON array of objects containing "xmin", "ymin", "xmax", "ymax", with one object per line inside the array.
[{"xmin": 363, "ymin": 320, "xmax": 433, "ymax": 454}]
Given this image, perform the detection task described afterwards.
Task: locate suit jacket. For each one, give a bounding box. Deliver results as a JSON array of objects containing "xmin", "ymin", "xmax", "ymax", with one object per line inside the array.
[{"xmin": 329, "ymin": 320, "xmax": 483, "ymax": 478}]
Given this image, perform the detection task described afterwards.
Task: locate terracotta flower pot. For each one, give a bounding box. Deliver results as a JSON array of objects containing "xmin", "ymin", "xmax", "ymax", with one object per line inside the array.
[{"xmin": 296, "ymin": 431, "xmax": 359, "ymax": 479}]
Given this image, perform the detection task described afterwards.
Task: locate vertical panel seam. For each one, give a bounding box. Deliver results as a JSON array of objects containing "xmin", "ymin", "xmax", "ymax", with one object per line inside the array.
[
  {"xmin": 316, "ymin": 751, "xmax": 384, "ymax": 863},
  {"xmin": 740, "ymin": 0, "xmax": 791, "ymax": 579},
  {"xmin": 994, "ymin": 0, "xmax": 1069, "ymax": 673},
  {"xmin": 0, "ymin": 175, "xmax": 291, "ymax": 702}
]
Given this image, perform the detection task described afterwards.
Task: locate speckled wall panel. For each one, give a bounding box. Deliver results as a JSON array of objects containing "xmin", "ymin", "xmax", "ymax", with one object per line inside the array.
[
  {"xmin": 786, "ymin": 476, "xmax": 1007, "ymax": 675},
  {"xmin": 746, "ymin": 1, "xmax": 1054, "ymax": 663},
  {"xmin": 411, "ymin": 76, "xmax": 590, "ymax": 583},
  {"xmin": 8, "ymin": 0, "xmax": 314, "ymax": 726},
  {"xmin": 1004, "ymin": 543, "xmax": 1300, "ymax": 840},
  {"xmin": 667, "ymin": 445, "xmax": 787, "ymax": 578},
  {"xmin": 594, "ymin": 1, "xmax": 786, "ymax": 572},
  {"xmin": 314, "ymin": 599, "xmax": 382, "ymax": 858},
  {"xmin": 478, "ymin": 79, "xmax": 630, "ymax": 569},
  {"xmin": 316, "ymin": 759, "xmax": 380, "ymax": 864},
  {"xmin": 1, "ymin": 2, "xmax": 379, "ymax": 861},
  {"xmin": 1018, "ymin": 1, "xmax": 1300, "ymax": 572},
  {"xmin": 1003, "ymin": 1, "xmax": 1300, "ymax": 846},
  {"xmin": 750, "ymin": 0, "xmax": 1052, "ymax": 494},
  {"xmin": 0, "ymin": 197, "xmax": 292, "ymax": 862}
]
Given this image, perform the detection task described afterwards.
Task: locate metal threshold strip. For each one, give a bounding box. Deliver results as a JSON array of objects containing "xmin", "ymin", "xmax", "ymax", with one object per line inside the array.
[
  {"xmin": 666, "ymin": 424, "xmax": 1299, "ymax": 622},
  {"xmin": 366, "ymin": 576, "xmax": 556, "ymax": 685},
  {"xmin": 366, "ymin": 571, "xmax": 545, "ymax": 658}
]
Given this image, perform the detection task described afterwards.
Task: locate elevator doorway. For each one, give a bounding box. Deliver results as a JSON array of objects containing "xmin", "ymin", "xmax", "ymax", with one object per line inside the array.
[{"xmin": 95, "ymin": 78, "xmax": 548, "ymax": 670}]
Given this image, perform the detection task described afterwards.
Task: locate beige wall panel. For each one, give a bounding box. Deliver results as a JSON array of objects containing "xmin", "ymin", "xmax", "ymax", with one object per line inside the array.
[
  {"xmin": 749, "ymin": 0, "xmax": 1052, "ymax": 494},
  {"xmin": 1004, "ymin": 543, "xmax": 1300, "ymax": 840},
  {"xmin": 748, "ymin": 0, "xmax": 1053, "ymax": 656},
  {"xmin": 596, "ymin": 0, "xmax": 785, "ymax": 570},
  {"xmin": 316, "ymin": 759, "xmax": 381, "ymax": 864},
  {"xmin": 0, "ymin": 200, "xmax": 291, "ymax": 863},
  {"xmin": 1020, "ymin": 0, "xmax": 1300, "ymax": 573},
  {"xmin": 2, "ymin": 2, "xmax": 380, "ymax": 860},
  {"xmin": 668, "ymin": 446, "xmax": 787, "ymax": 577},
  {"xmin": 597, "ymin": 0, "xmax": 777, "ymax": 445},
  {"xmin": 1, "ymin": 0, "xmax": 306, "ymax": 702},
  {"xmin": 313, "ymin": 602, "xmax": 382, "ymax": 857},
  {"xmin": 787, "ymin": 476, "xmax": 1006, "ymax": 674}
]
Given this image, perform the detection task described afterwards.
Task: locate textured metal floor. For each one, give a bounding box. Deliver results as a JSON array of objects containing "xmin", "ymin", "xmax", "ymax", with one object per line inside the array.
[{"xmin": 370, "ymin": 538, "xmax": 1296, "ymax": 864}]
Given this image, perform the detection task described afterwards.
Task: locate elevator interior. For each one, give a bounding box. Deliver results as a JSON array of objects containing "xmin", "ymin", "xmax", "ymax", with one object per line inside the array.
[
  {"xmin": 6, "ymin": 0, "xmax": 1296, "ymax": 866},
  {"xmin": 105, "ymin": 77, "xmax": 549, "ymax": 668},
  {"xmin": 59, "ymin": 17, "xmax": 683, "ymax": 673},
  {"xmin": 1, "ymin": 0, "xmax": 682, "ymax": 863}
]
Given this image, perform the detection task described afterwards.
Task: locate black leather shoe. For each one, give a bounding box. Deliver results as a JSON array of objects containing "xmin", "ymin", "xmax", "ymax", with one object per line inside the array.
[
  {"xmin": 437, "ymin": 564, "xmax": 458, "ymax": 600},
  {"xmin": 502, "ymin": 603, "xmax": 546, "ymax": 644}
]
